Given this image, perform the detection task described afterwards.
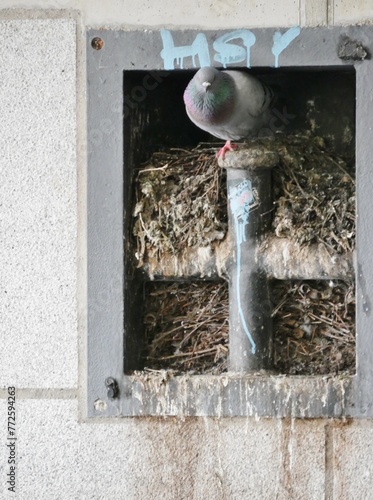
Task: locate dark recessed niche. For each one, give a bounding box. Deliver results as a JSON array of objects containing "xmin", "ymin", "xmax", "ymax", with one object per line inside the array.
[
  {"xmin": 123, "ymin": 70, "xmax": 209, "ymax": 166},
  {"xmin": 123, "ymin": 68, "xmax": 356, "ymax": 164},
  {"xmin": 122, "ymin": 67, "xmax": 356, "ymax": 374},
  {"xmin": 122, "ymin": 68, "xmax": 356, "ymax": 376}
]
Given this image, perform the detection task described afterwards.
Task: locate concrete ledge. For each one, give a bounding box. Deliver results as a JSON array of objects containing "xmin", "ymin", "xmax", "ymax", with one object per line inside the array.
[{"xmin": 89, "ymin": 373, "xmax": 356, "ymax": 418}]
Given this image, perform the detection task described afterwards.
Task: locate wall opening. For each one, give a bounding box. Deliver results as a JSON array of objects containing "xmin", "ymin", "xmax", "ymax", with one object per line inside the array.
[{"xmin": 123, "ymin": 67, "xmax": 356, "ymax": 376}]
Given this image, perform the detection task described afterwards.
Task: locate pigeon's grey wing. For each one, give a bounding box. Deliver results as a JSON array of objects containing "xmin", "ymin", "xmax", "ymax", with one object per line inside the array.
[{"xmin": 225, "ymin": 70, "xmax": 274, "ymax": 118}]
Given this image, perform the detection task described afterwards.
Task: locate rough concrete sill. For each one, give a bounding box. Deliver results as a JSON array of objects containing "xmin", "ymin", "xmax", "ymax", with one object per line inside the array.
[{"xmin": 92, "ymin": 373, "xmax": 360, "ymax": 419}]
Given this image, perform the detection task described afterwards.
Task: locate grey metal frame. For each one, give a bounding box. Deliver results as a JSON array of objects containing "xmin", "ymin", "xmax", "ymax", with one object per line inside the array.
[{"xmin": 87, "ymin": 26, "xmax": 373, "ymax": 418}]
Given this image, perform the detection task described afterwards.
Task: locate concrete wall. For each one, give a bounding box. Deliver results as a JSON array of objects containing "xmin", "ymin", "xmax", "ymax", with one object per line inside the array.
[{"xmin": 1, "ymin": 2, "xmax": 373, "ymax": 499}]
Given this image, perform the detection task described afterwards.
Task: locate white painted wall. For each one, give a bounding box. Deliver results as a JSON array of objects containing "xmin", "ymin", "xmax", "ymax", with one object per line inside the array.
[
  {"xmin": 1, "ymin": 2, "xmax": 373, "ymax": 498},
  {"xmin": 0, "ymin": 18, "xmax": 78, "ymax": 390},
  {"xmin": 1, "ymin": 0, "xmax": 372, "ymax": 27}
]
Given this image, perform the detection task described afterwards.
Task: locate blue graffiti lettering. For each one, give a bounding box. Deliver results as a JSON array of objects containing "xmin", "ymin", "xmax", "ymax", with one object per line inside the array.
[
  {"xmin": 213, "ymin": 29, "xmax": 256, "ymax": 68},
  {"xmin": 160, "ymin": 29, "xmax": 211, "ymax": 70},
  {"xmin": 160, "ymin": 27, "xmax": 301, "ymax": 70},
  {"xmin": 271, "ymin": 26, "xmax": 301, "ymax": 68}
]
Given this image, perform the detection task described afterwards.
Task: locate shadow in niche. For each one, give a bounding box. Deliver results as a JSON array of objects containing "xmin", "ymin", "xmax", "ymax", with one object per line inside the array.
[{"xmin": 124, "ymin": 67, "xmax": 355, "ymax": 158}]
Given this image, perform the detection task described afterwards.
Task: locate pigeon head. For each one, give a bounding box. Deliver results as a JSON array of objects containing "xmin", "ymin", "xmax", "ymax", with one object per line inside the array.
[
  {"xmin": 195, "ymin": 67, "xmax": 218, "ymax": 90},
  {"xmin": 183, "ymin": 67, "xmax": 235, "ymax": 125}
]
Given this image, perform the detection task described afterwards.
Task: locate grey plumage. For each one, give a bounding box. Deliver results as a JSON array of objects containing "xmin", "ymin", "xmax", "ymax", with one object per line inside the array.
[{"xmin": 183, "ymin": 67, "xmax": 275, "ymax": 153}]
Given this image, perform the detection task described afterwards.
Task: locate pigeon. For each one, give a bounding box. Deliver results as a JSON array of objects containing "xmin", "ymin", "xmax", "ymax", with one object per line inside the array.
[{"xmin": 183, "ymin": 67, "xmax": 275, "ymax": 158}]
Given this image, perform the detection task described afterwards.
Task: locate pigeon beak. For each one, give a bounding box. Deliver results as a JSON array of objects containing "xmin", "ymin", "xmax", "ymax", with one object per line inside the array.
[{"xmin": 202, "ymin": 81, "xmax": 211, "ymax": 92}]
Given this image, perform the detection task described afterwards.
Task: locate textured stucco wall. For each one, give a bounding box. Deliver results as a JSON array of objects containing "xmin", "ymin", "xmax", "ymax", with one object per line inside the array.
[
  {"xmin": 0, "ymin": 18, "xmax": 78, "ymax": 389},
  {"xmin": 0, "ymin": 399, "xmax": 331, "ymax": 499},
  {"xmin": 1, "ymin": 3, "xmax": 373, "ymax": 499}
]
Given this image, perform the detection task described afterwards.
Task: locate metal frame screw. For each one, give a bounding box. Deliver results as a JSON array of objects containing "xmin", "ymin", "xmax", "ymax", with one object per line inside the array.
[
  {"xmin": 105, "ymin": 377, "xmax": 119, "ymax": 400},
  {"xmin": 91, "ymin": 37, "xmax": 104, "ymax": 50}
]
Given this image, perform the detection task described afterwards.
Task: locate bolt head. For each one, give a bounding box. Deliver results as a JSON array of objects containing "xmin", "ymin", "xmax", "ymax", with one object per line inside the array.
[
  {"xmin": 105, "ymin": 377, "xmax": 115, "ymax": 387},
  {"xmin": 91, "ymin": 37, "xmax": 104, "ymax": 50},
  {"xmin": 107, "ymin": 386, "xmax": 116, "ymax": 399}
]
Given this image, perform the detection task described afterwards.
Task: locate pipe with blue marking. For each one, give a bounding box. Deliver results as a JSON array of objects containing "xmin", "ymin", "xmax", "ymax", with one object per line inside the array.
[{"xmin": 220, "ymin": 146, "xmax": 278, "ymax": 372}]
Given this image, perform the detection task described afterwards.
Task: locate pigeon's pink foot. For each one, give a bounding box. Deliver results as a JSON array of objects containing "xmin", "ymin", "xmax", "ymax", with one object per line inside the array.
[{"xmin": 216, "ymin": 140, "xmax": 237, "ymax": 159}]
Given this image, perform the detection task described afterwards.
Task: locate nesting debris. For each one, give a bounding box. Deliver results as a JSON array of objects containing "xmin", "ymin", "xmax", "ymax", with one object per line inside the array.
[
  {"xmin": 272, "ymin": 279, "xmax": 355, "ymax": 375},
  {"xmin": 135, "ymin": 136, "xmax": 356, "ymax": 375},
  {"xmin": 133, "ymin": 135, "xmax": 355, "ymax": 270},
  {"xmin": 142, "ymin": 278, "xmax": 355, "ymax": 375},
  {"xmin": 143, "ymin": 281, "xmax": 229, "ymax": 374},
  {"xmin": 133, "ymin": 144, "xmax": 227, "ymax": 268},
  {"xmin": 271, "ymin": 135, "xmax": 355, "ymax": 254}
]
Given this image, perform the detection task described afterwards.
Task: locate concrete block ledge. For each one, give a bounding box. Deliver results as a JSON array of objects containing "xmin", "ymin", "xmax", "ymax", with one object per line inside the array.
[{"xmin": 90, "ymin": 373, "xmax": 360, "ymax": 419}]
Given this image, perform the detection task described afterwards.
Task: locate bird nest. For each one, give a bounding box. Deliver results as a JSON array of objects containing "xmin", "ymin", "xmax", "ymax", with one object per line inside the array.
[
  {"xmin": 133, "ymin": 135, "xmax": 355, "ymax": 264},
  {"xmin": 133, "ymin": 144, "xmax": 227, "ymax": 267},
  {"xmin": 272, "ymin": 279, "xmax": 355, "ymax": 375},
  {"xmin": 142, "ymin": 279, "xmax": 355, "ymax": 375},
  {"xmin": 134, "ymin": 134, "xmax": 356, "ymax": 375},
  {"xmin": 271, "ymin": 135, "xmax": 355, "ymax": 253},
  {"xmin": 143, "ymin": 281, "xmax": 229, "ymax": 374}
]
